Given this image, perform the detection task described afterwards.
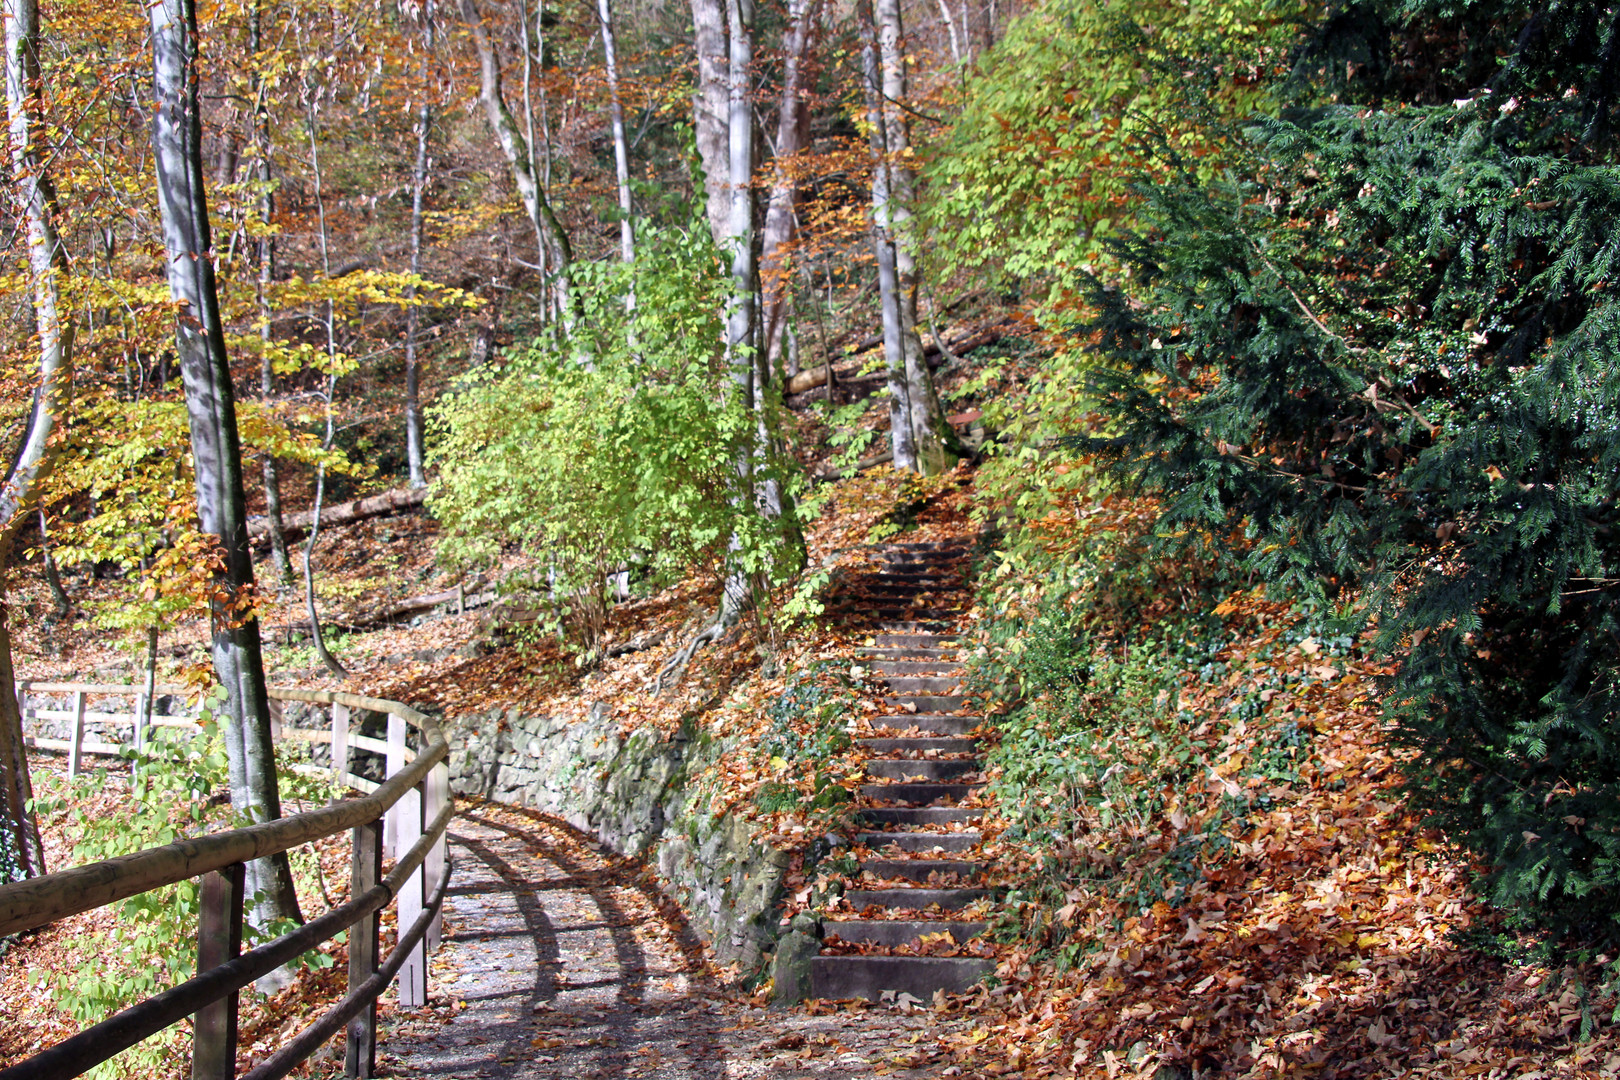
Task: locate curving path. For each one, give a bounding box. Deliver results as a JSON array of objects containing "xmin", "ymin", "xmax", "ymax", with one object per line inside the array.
[{"xmin": 383, "ymin": 803, "xmax": 971, "ymax": 1079}]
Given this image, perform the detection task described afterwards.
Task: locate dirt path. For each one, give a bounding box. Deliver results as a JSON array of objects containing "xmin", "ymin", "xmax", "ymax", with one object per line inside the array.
[{"xmin": 383, "ymin": 802, "xmax": 975, "ymax": 1079}]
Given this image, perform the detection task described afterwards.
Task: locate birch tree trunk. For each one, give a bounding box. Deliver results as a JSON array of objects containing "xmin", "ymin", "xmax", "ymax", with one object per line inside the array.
[
  {"xmin": 250, "ymin": 4, "xmax": 294, "ymax": 584},
  {"xmin": 759, "ymin": 0, "xmax": 819, "ymax": 379},
  {"xmin": 461, "ymin": 0, "xmax": 574, "ymax": 325},
  {"xmin": 869, "ymin": 0, "xmax": 957, "ymax": 474},
  {"xmin": 0, "ymin": 0, "xmax": 70, "ymax": 880},
  {"xmin": 857, "ymin": 0, "xmax": 916, "ymax": 472},
  {"xmin": 404, "ymin": 2, "xmax": 434, "ymax": 488},
  {"xmin": 690, "ymin": 0, "xmax": 730, "ymax": 248},
  {"xmin": 597, "ymin": 0, "xmax": 634, "ymax": 264},
  {"xmin": 300, "ymin": 89, "xmax": 348, "ymax": 679},
  {"xmin": 147, "ymin": 0, "xmax": 303, "ymax": 930}
]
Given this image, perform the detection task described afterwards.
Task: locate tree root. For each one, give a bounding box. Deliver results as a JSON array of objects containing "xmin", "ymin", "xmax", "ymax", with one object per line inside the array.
[{"xmin": 650, "ymin": 620, "xmax": 726, "ymax": 693}]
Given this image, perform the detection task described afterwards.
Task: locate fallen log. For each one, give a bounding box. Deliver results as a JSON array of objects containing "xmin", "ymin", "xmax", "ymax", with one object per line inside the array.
[
  {"xmin": 783, "ymin": 324, "xmax": 1009, "ymax": 396},
  {"xmin": 248, "ymin": 486, "xmax": 428, "ymax": 540},
  {"xmin": 326, "ymin": 575, "xmax": 493, "ymax": 631}
]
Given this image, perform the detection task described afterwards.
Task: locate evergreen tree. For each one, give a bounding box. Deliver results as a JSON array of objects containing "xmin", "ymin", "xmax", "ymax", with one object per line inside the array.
[{"xmin": 1084, "ymin": 0, "xmax": 1620, "ymax": 942}]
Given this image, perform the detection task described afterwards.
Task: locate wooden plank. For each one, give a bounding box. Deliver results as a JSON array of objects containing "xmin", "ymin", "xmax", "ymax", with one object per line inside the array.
[{"xmin": 27, "ymin": 736, "xmax": 123, "ymax": 755}]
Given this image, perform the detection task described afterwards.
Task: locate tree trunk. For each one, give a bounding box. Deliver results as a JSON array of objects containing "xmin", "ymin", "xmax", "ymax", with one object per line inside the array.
[
  {"xmin": 597, "ymin": 0, "xmax": 634, "ymax": 264},
  {"xmin": 405, "ymin": 107, "xmax": 430, "ymax": 485},
  {"xmin": 689, "ymin": 0, "xmax": 730, "ymax": 248},
  {"xmin": 147, "ymin": 0, "xmax": 302, "ymax": 929},
  {"xmin": 461, "ymin": 0, "xmax": 574, "ymax": 324},
  {"xmin": 300, "ymin": 88, "xmax": 347, "ymax": 679},
  {"xmin": 250, "ymin": 5, "xmax": 293, "ymax": 584},
  {"xmin": 405, "ymin": 3, "xmax": 434, "ymax": 488},
  {"xmin": 759, "ymin": 0, "xmax": 819, "ymax": 379},
  {"xmin": 864, "ymin": 0, "xmax": 957, "ymax": 474},
  {"xmin": 857, "ymin": 0, "xmax": 916, "ymax": 472},
  {"xmin": 0, "ymin": 0, "xmax": 76, "ymax": 882}
]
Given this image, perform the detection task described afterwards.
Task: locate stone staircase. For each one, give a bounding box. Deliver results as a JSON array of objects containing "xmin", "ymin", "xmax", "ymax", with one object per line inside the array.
[{"xmin": 811, "ymin": 538, "xmax": 997, "ymax": 1001}]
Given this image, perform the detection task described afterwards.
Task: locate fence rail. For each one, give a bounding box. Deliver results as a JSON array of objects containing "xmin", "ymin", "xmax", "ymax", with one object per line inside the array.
[{"xmin": 0, "ymin": 684, "xmax": 451, "ymax": 1080}]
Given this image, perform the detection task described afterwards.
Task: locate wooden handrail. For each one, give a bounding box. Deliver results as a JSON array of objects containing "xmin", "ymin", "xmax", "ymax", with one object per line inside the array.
[{"xmin": 0, "ymin": 685, "xmax": 452, "ymax": 1079}]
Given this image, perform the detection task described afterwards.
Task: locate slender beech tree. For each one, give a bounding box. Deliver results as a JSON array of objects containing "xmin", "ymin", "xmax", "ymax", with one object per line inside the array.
[
  {"xmin": 653, "ymin": 0, "xmax": 802, "ymax": 686},
  {"xmin": 759, "ymin": 0, "xmax": 819, "ymax": 377},
  {"xmin": 461, "ymin": 0, "xmax": 574, "ymax": 323},
  {"xmin": 0, "ymin": 0, "xmax": 72, "ymax": 881},
  {"xmin": 147, "ymin": 0, "xmax": 302, "ymax": 931},
  {"xmin": 404, "ymin": 1, "xmax": 436, "ymax": 488},
  {"xmin": 859, "ymin": 0, "xmax": 956, "ymax": 473},
  {"xmin": 249, "ymin": 3, "xmax": 295, "ymax": 583},
  {"xmin": 597, "ymin": 0, "xmax": 634, "ymax": 264}
]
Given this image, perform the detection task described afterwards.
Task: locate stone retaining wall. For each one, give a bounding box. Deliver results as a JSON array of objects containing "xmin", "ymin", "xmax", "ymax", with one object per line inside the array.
[{"xmin": 443, "ymin": 705, "xmax": 788, "ymax": 972}]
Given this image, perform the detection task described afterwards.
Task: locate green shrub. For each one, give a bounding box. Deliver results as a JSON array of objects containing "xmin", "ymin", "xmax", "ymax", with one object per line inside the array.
[{"xmin": 429, "ymin": 224, "xmax": 803, "ymax": 655}]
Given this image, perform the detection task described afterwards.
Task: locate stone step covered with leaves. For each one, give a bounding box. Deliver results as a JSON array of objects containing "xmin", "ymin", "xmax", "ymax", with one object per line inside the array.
[{"xmin": 806, "ymin": 538, "xmax": 996, "ymax": 1003}]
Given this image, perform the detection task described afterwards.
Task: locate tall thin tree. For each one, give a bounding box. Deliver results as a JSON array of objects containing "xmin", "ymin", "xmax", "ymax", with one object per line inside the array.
[
  {"xmin": 759, "ymin": 0, "xmax": 819, "ymax": 377},
  {"xmin": 597, "ymin": 0, "xmax": 634, "ymax": 264},
  {"xmin": 250, "ymin": 2, "xmax": 295, "ymax": 583},
  {"xmin": 461, "ymin": 0, "xmax": 574, "ymax": 323},
  {"xmin": 0, "ymin": 0, "xmax": 73, "ymax": 881},
  {"xmin": 147, "ymin": 0, "xmax": 302, "ymax": 931},
  {"xmin": 404, "ymin": 1, "xmax": 436, "ymax": 488}
]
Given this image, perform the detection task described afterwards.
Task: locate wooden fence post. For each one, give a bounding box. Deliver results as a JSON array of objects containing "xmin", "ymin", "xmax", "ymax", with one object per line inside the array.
[
  {"xmin": 425, "ymin": 761, "xmax": 448, "ymax": 952},
  {"xmin": 346, "ymin": 818, "xmax": 383, "ymax": 1079},
  {"xmin": 330, "ymin": 702, "xmax": 351, "ymax": 784},
  {"xmin": 67, "ymin": 691, "xmax": 86, "ymax": 778},
  {"xmin": 192, "ymin": 862, "xmax": 245, "ymax": 1080},
  {"xmin": 395, "ymin": 776, "xmax": 426, "ymax": 1008}
]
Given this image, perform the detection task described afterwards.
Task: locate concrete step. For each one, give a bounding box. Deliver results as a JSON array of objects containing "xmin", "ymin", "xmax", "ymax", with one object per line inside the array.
[
  {"xmin": 856, "ymin": 736, "xmax": 977, "ymax": 754},
  {"xmin": 874, "ymin": 634, "xmax": 958, "ymax": 649},
  {"xmin": 821, "ymin": 919, "xmax": 986, "ymax": 947},
  {"xmin": 870, "ymin": 660, "xmax": 965, "ymax": 675},
  {"xmin": 876, "ymin": 552, "xmax": 969, "ymax": 565},
  {"xmin": 871, "ymin": 606, "xmax": 961, "ymax": 620},
  {"xmin": 880, "ymin": 676, "xmax": 963, "ymax": 695},
  {"xmin": 875, "ymin": 621, "xmax": 953, "ymax": 634},
  {"xmin": 857, "ymin": 831, "xmax": 981, "ymax": 853},
  {"xmin": 877, "ymin": 540, "xmax": 972, "ymax": 552},
  {"xmin": 882, "ymin": 694, "xmax": 968, "ymax": 713},
  {"xmin": 859, "ymin": 858, "xmax": 983, "ymax": 882},
  {"xmin": 860, "ymin": 781, "xmax": 983, "ymax": 804},
  {"xmin": 859, "ymin": 807, "xmax": 983, "ymax": 827},
  {"xmin": 870, "ymin": 713, "xmax": 980, "ymax": 735},
  {"xmin": 810, "ymin": 955, "xmax": 994, "ymax": 1001},
  {"xmin": 866, "ymin": 572, "xmax": 960, "ymax": 585},
  {"xmin": 864, "ymin": 758, "xmax": 980, "ymax": 782},
  {"xmin": 843, "ymin": 887, "xmax": 990, "ymax": 910},
  {"xmin": 862, "ymin": 647, "xmax": 958, "ymax": 661}
]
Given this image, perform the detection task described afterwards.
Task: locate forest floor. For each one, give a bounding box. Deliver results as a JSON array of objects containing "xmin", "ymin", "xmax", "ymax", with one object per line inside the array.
[{"xmin": 6, "ymin": 463, "xmax": 1620, "ymax": 1078}]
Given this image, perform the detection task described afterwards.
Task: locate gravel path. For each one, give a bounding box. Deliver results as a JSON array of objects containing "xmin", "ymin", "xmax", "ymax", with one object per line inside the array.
[{"xmin": 382, "ymin": 802, "xmax": 974, "ymax": 1080}]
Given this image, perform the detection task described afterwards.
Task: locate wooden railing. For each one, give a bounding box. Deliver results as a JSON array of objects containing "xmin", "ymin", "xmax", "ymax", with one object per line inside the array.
[{"xmin": 0, "ymin": 686, "xmax": 452, "ymax": 1080}]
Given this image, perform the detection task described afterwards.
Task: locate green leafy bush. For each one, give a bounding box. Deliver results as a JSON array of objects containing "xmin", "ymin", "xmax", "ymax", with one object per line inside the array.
[{"xmin": 429, "ymin": 225, "xmax": 803, "ymax": 654}]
